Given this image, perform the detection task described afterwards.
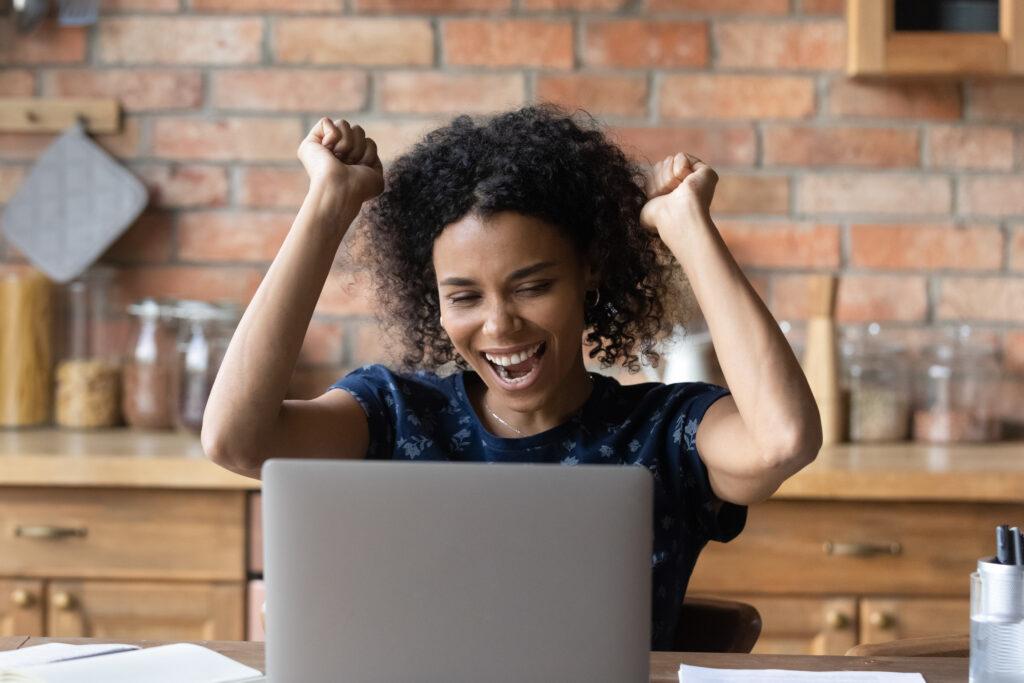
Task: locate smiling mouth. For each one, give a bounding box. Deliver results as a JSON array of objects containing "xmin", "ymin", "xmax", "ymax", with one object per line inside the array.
[{"xmin": 481, "ymin": 342, "xmax": 547, "ymax": 384}]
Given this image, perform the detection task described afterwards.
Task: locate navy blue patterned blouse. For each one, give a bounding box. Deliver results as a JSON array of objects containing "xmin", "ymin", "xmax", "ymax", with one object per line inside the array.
[{"xmin": 330, "ymin": 364, "xmax": 747, "ymax": 651}]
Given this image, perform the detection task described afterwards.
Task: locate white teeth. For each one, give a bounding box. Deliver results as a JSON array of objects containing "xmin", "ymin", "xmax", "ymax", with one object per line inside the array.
[{"xmin": 484, "ymin": 343, "xmax": 542, "ymax": 367}]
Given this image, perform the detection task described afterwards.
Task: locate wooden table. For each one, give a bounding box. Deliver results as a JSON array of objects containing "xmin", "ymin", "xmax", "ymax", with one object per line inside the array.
[{"xmin": 0, "ymin": 636, "xmax": 969, "ymax": 682}]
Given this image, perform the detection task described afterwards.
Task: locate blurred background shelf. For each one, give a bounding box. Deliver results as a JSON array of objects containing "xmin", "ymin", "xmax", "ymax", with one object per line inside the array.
[{"xmin": 848, "ymin": 0, "xmax": 1024, "ymax": 76}]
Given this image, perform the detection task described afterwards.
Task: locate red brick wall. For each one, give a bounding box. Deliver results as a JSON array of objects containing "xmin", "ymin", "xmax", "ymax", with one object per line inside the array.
[{"xmin": 1, "ymin": 0, "xmax": 1023, "ymax": 397}]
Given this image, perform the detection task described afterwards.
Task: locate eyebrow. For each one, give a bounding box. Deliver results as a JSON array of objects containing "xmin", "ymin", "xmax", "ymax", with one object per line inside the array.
[{"xmin": 438, "ymin": 261, "xmax": 557, "ymax": 287}]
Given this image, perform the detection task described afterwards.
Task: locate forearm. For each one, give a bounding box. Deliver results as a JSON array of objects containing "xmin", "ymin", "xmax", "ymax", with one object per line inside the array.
[
  {"xmin": 202, "ymin": 184, "xmax": 361, "ymax": 459},
  {"xmin": 659, "ymin": 205, "xmax": 821, "ymax": 465}
]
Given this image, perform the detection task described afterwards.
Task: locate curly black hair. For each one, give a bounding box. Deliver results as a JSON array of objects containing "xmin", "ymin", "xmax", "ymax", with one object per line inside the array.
[{"xmin": 357, "ymin": 103, "xmax": 689, "ymax": 373}]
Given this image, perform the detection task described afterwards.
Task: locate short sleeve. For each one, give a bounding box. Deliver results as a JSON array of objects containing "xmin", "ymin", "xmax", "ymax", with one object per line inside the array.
[
  {"xmin": 672, "ymin": 384, "xmax": 747, "ymax": 544},
  {"xmin": 329, "ymin": 365, "xmax": 396, "ymax": 460}
]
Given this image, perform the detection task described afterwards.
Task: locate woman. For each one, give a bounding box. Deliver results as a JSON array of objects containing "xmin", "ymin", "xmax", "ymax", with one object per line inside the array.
[{"xmin": 203, "ymin": 104, "xmax": 821, "ymax": 650}]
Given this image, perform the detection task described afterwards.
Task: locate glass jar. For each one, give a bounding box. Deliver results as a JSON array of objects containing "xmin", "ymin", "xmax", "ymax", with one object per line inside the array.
[
  {"xmin": 913, "ymin": 327, "xmax": 1003, "ymax": 443},
  {"xmin": 122, "ymin": 298, "xmax": 177, "ymax": 430},
  {"xmin": 54, "ymin": 267, "xmax": 123, "ymax": 428},
  {"xmin": 841, "ymin": 324, "xmax": 911, "ymax": 443},
  {"xmin": 172, "ymin": 301, "xmax": 238, "ymax": 433}
]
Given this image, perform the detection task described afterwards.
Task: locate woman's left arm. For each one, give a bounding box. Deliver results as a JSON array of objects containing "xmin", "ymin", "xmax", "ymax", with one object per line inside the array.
[{"xmin": 642, "ymin": 153, "xmax": 822, "ymax": 506}]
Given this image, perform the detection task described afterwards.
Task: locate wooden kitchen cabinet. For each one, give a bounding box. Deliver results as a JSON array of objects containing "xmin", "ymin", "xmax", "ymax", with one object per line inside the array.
[
  {"xmin": 3, "ymin": 430, "xmax": 1024, "ymax": 647},
  {"xmin": 0, "ymin": 481, "xmax": 249, "ymax": 640},
  {"xmin": 858, "ymin": 597, "xmax": 969, "ymax": 645},
  {"xmin": 691, "ymin": 499, "xmax": 1014, "ymax": 653},
  {"xmin": 46, "ymin": 580, "xmax": 244, "ymax": 640},
  {"xmin": 694, "ymin": 594, "xmax": 858, "ymax": 656},
  {"xmin": 0, "ymin": 579, "xmax": 44, "ymax": 637},
  {"xmin": 0, "ymin": 487, "xmax": 244, "ymax": 581}
]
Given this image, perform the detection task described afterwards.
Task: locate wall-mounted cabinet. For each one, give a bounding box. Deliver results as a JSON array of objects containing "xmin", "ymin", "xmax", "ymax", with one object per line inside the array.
[{"xmin": 848, "ymin": 0, "xmax": 1024, "ymax": 77}]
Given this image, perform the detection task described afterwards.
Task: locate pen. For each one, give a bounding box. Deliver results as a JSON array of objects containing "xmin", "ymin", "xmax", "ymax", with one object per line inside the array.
[
  {"xmin": 996, "ymin": 525, "xmax": 1011, "ymax": 565},
  {"xmin": 1013, "ymin": 527, "xmax": 1024, "ymax": 566}
]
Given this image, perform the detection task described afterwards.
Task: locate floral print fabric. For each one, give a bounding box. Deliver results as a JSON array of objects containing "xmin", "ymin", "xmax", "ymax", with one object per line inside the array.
[{"xmin": 331, "ymin": 365, "xmax": 747, "ymax": 651}]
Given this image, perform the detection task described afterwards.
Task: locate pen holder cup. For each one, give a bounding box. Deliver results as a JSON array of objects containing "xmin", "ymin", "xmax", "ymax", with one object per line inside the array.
[{"xmin": 971, "ymin": 561, "xmax": 1024, "ymax": 682}]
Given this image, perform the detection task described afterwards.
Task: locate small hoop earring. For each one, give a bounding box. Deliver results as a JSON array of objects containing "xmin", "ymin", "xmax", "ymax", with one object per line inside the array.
[{"xmin": 585, "ymin": 289, "xmax": 601, "ymax": 309}]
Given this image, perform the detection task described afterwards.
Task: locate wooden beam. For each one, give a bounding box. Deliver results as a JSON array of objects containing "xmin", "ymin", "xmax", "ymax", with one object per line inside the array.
[
  {"xmin": 886, "ymin": 33, "xmax": 1007, "ymax": 76},
  {"xmin": 0, "ymin": 98, "xmax": 120, "ymax": 134},
  {"xmin": 1003, "ymin": 0, "xmax": 1024, "ymax": 73},
  {"xmin": 847, "ymin": 0, "xmax": 888, "ymax": 76}
]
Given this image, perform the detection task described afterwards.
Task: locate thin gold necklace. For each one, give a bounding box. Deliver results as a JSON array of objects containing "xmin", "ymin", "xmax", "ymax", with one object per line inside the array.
[{"xmin": 484, "ymin": 374, "xmax": 593, "ymax": 437}]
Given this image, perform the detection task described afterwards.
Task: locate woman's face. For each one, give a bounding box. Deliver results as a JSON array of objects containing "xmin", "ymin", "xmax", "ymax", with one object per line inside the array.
[{"xmin": 433, "ymin": 211, "xmax": 592, "ymax": 411}]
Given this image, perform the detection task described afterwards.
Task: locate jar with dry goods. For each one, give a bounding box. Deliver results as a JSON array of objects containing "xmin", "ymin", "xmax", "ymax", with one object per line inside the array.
[
  {"xmin": 173, "ymin": 301, "xmax": 238, "ymax": 433},
  {"xmin": 841, "ymin": 324, "xmax": 911, "ymax": 443},
  {"xmin": 913, "ymin": 327, "xmax": 1002, "ymax": 443},
  {"xmin": 122, "ymin": 298, "xmax": 177, "ymax": 430},
  {"xmin": 55, "ymin": 267, "xmax": 123, "ymax": 428}
]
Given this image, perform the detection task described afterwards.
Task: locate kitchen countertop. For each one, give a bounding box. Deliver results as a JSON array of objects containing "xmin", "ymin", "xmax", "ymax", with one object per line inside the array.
[
  {"xmin": 1, "ymin": 429, "xmax": 1023, "ymax": 500},
  {"xmin": 0, "ymin": 428, "xmax": 254, "ymax": 490}
]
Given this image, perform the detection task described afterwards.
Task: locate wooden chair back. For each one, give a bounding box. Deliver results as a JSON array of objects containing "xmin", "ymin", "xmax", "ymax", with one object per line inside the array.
[{"xmin": 673, "ymin": 597, "xmax": 762, "ymax": 653}]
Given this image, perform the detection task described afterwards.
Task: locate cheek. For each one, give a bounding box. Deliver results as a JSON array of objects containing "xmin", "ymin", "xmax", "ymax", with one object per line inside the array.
[{"xmin": 439, "ymin": 315, "xmax": 475, "ymax": 354}]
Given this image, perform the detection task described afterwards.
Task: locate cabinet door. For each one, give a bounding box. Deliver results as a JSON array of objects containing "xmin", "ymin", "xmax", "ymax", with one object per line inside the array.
[
  {"xmin": 859, "ymin": 597, "xmax": 970, "ymax": 645},
  {"xmin": 47, "ymin": 580, "xmax": 244, "ymax": 641},
  {"xmin": 697, "ymin": 594, "xmax": 857, "ymax": 656},
  {"xmin": 0, "ymin": 579, "xmax": 44, "ymax": 636}
]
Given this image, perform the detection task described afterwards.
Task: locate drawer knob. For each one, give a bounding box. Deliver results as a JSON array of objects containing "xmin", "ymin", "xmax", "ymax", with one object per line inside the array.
[
  {"xmin": 823, "ymin": 541, "xmax": 902, "ymax": 558},
  {"xmin": 10, "ymin": 589, "xmax": 33, "ymax": 607},
  {"xmin": 14, "ymin": 525, "xmax": 87, "ymax": 540},
  {"xmin": 51, "ymin": 592, "xmax": 74, "ymax": 611},
  {"xmin": 825, "ymin": 610, "xmax": 849, "ymax": 630},
  {"xmin": 869, "ymin": 611, "xmax": 895, "ymax": 629}
]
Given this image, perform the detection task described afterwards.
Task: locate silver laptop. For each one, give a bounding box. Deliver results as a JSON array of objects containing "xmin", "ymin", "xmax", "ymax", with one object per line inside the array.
[{"xmin": 262, "ymin": 460, "xmax": 652, "ymax": 682}]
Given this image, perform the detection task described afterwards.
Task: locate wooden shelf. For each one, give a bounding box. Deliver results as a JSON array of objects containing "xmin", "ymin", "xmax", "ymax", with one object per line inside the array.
[
  {"xmin": 848, "ymin": 0, "xmax": 1024, "ymax": 77},
  {"xmin": 0, "ymin": 98, "xmax": 120, "ymax": 134}
]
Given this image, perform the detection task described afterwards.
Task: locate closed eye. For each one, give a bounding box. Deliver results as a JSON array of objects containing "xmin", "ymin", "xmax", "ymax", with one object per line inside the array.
[{"xmin": 517, "ymin": 283, "xmax": 551, "ymax": 295}]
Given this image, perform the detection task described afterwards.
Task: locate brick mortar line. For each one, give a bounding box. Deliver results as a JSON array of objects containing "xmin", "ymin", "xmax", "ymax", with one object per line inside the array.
[{"xmin": 1001, "ymin": 221, "xmax": 1013, "ymax": 272}]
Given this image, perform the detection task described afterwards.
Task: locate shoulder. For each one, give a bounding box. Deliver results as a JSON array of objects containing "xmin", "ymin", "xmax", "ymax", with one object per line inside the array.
[
  {"xmin": 592, "ymin": 374, "xmax": 729, "ymax": 441},
  {"xmin": 331, "ymin": 364, "xmax": 460, "ymax": 407},
  {"xmin": 599, "ymin": 374, "xmax": 729, "ymax": 413}
]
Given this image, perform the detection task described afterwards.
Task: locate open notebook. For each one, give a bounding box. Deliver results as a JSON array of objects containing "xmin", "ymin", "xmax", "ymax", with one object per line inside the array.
[{"xmin": 0, "ymin": 643, "xmax": 263, "ymax": 682}]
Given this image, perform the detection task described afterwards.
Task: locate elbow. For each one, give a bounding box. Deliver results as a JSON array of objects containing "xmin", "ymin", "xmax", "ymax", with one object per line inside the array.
[
  {"xmin": 201, "ymin": 423, "xmax": 233, "ymax": 468},
  {"xmin": 201, "ymin": 422, "xmax": 259, "ymax": 476},
  {"xmin": 761, "ymin": 415, "xmax": 822, "ymax": 472}
]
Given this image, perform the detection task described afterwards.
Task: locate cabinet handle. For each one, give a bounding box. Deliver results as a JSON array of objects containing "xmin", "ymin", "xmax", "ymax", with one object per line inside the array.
[
  {"xmin": 822, "ymin": 541, "xmax": 901, "ymax": 558},
  {"xmin": 14, "ymin": 525, "xmax": 87, "ymax": 540},
  {"xmin": 10, "ymin": 589, "xmax": 33, "ymax": 607},
  {"xmin": 869, "ymin": 611, "xmax": 896, "ymax": 629},
  {"xmin": 51, "ymin": 592, "xmax": 73, "ymax": 611},
  {"xmin": 825, "ymin": 610, "xmax": 849, "ymax": 630}
]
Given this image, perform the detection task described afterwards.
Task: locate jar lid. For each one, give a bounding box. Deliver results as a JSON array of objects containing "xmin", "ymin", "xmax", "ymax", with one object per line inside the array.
[
  {"xmin": 126, "ymin": 297, "xmax": 176, "ymax": 319},
  {"xmin": 841, "ymin": 322, "xmax": 907, "ymax": 357},
  {"xmin": 169, "ymin": 299, "xmax": 240, "ymax": 322}
]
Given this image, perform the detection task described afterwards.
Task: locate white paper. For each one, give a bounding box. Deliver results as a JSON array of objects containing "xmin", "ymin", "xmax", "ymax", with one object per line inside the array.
[
  {"xmin": 0, "ymin": 643, "xmax": 138, "ymax": 669},
  {"xmin": 3, "ymin": 643, "xmax": 262, "ymax": 683},
  {"xmin": 679, "ymin": 664, "xmax": 927, "ymax": 683}
]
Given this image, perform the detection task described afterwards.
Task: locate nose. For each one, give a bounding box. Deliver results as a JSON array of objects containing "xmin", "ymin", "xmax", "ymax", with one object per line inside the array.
[{"xmin": 481, "ymin": 296, "xmax": 522, "ymax": 338}]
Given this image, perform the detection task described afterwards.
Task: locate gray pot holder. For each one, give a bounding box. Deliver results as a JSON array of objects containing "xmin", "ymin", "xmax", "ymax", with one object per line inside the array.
[{"xmin": 1, "ymin": 121, "xmax": 148, "ymax": 283}]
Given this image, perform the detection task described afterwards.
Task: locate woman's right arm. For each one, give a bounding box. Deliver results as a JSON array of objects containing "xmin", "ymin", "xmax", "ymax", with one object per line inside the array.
[{"xmin": 201, "ymin": 118, "xmax": 384, "ymax": 479}]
